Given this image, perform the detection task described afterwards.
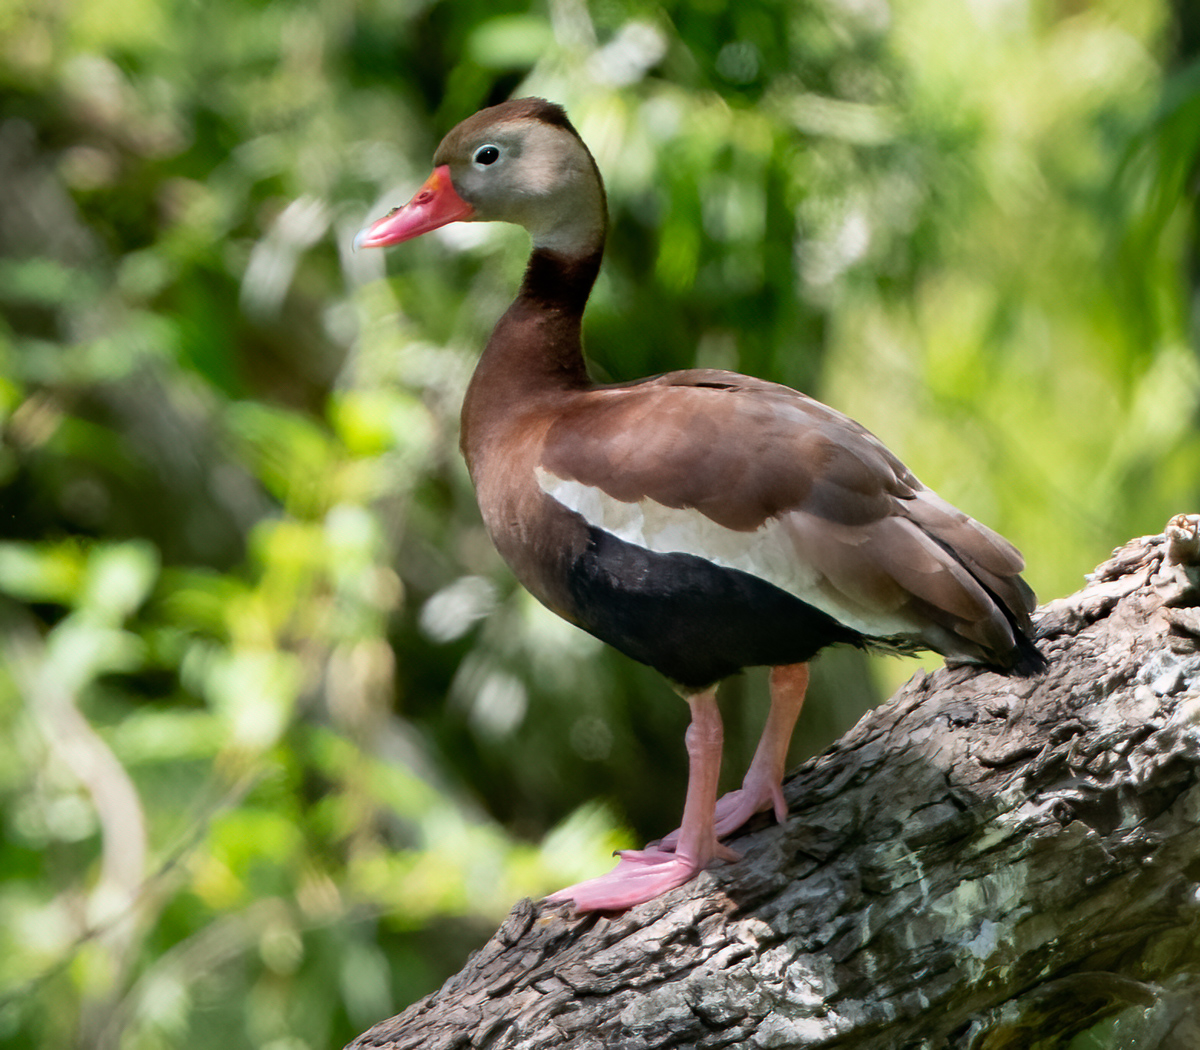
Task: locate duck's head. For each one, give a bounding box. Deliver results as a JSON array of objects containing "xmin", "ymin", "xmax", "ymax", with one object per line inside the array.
[{"xmin": 355, "ymin": 98, "xmax": 607, "ymax": 259}]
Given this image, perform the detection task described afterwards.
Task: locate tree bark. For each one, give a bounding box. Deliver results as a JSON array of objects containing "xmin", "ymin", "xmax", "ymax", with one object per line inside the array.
[{"xmin": 347, "ymin": 517, "xmax": 1200, "ymax": 1050}]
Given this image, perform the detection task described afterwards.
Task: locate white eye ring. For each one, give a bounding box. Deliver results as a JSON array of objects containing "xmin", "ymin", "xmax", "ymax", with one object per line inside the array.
[{"xmin": 473, "ymin": 144, "xmax": 501, "ymax": 166}]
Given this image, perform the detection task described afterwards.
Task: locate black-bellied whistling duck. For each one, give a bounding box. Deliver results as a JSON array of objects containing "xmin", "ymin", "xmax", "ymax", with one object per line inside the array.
[{"xmin": 356, "ymin": 97, "xmax": 1045, "ymax": 912}]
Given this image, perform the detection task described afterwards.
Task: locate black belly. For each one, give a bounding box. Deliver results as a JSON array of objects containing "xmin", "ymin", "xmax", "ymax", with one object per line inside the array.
[{"xmin": 564, "ymin": 526, "xmax": 865, "ymax": 690}]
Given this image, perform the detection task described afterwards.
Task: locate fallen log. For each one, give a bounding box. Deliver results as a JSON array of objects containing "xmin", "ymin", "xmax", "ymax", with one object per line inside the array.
[{"xmin": 349, "ymin": 516, "xmax": 1200, "ymax": 1049}]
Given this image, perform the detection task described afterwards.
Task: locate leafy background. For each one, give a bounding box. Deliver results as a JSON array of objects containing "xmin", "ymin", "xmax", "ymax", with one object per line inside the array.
[{"xmin": 1, "ymin": 0, "xmax": 1197, "ymax": 1047}]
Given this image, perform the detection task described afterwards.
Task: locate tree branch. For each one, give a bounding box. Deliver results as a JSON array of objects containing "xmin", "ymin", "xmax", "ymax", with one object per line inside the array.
[{"xmin": 347, "ymin": 517, "xmax": 1200, "ymax": 1049}]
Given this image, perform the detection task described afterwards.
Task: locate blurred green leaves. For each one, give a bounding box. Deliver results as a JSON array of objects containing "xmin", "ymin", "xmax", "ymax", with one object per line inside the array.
[{"xmin": 1, "ymin": 1, "xmax": 1198, "ymax": 1048}]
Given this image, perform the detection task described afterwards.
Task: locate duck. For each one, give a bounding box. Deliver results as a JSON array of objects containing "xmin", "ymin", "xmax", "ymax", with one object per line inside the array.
[{"xmin": 355, "ymin": 97, "xmax": 1045, "ymax": 912}]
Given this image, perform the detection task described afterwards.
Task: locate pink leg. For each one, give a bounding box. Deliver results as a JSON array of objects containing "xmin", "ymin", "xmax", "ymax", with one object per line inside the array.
[
  {"xmin": 548, "ymin": 688, "xmax": 737, "ymax": 912},
  {"xmin": 659, "ymin": 663, "xmax": 809, "ymax": 849}
]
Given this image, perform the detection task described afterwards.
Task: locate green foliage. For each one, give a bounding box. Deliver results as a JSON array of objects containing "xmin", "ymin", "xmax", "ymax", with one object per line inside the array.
[{"xmin": 1, "ymin": 1, "xmax": 1197, "ymax": 1047}]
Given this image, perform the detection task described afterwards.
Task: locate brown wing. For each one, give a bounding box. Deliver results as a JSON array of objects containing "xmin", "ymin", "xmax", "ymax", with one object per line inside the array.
[{"xmin": 539, "ymin": 369, "xmax": 1036, "ymax": 666}]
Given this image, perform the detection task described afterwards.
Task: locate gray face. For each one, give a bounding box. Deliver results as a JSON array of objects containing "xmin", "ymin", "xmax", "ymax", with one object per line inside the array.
[{"xmin": 434, "ymin": 117, "xmax": 606, "ymax": 257}]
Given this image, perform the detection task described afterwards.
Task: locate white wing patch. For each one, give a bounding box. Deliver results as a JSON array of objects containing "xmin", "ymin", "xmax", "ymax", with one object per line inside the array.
[{"xmin": 536, "ymin": 467, "xmax": 915, "ymax": 638}]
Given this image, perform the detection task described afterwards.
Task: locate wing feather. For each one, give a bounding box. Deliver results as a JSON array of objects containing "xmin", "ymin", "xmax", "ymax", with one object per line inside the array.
[{"xmin": 538, "ymin": 370, "xmax": 1035, "ymax": 666}]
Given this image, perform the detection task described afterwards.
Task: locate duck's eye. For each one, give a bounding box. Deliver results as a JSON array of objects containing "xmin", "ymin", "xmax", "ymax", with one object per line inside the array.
[{"xmin": 473, "ymin": 145, "xmax": 501, "ymax": 166}]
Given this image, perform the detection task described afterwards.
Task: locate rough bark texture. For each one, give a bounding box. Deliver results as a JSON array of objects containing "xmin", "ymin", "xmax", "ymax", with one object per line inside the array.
[{"xmin": 348, "ymin": 518, "xmax": 1200, "ymax": 1050}]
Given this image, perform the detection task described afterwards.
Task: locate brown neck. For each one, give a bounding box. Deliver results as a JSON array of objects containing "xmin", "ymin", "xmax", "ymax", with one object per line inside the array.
[{"xmin": 460, "ymin": 246, "xmax": 602, "ymax": 470}]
